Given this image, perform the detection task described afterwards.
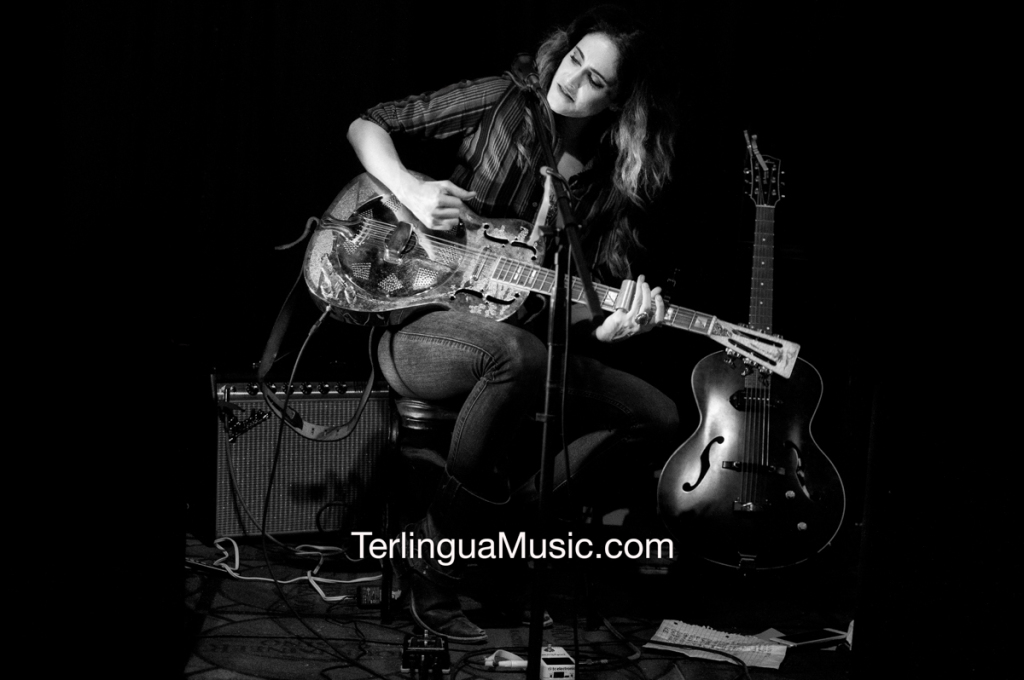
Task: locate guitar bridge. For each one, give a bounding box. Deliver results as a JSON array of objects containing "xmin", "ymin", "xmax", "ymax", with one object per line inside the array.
[{"xmin": 722, "ymin": 461, "xmax": 785, "ymax": 476}]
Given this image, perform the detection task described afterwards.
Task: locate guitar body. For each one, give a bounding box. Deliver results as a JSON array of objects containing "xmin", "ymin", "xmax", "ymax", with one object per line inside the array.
[
  {"xmin": 303, "ymin": 172, "xmax": 544, "ymax": 323},
  {"xmin": 658, "ymin": 352, "xmax": 845, "ymax": 570},
  {"xmin": 657, "ymin": 133, "xmax": 844, "ymax": 570}
]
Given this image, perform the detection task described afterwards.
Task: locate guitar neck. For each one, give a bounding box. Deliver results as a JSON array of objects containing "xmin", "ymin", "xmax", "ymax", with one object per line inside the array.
[
  {"xmin": 489, "ymin": 250, "xmax": 798, "ymax": 377},
  {"xmin": 749, "ymin": 204, "xmax": 775, "ymax": 334},
  {"xmin": 490, "ymin": 258, "xmax": 719, "ymax": 338}
]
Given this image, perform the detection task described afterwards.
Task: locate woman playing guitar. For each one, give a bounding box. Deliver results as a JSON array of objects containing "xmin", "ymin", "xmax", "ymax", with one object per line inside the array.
[{"xmin": 342, "ymin": 5, "xmax": 680, "ymax": 643}]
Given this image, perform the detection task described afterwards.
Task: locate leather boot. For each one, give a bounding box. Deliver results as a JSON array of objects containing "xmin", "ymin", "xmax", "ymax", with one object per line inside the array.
[
  {"xmin": 395, "ymin": 514, "xmax": 487, "ymax": 643},
  {"xmin": 477, "ymin": 475, "xmax": 561, "ymax": 628},
  {"xmin": 397, "ymin": 473, "xmax": 508, "ymax": 644},
  {"xmin": 409, "ymin": 569, "xmax": 487, "ymax": 643}
]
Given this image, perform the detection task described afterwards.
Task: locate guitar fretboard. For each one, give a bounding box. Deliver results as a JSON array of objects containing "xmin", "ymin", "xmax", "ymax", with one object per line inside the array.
[
  {"xmin": 490, "ymin": 257, "xmax": 718, "ymax": 336},
  {"xmin": 749, "ymin": 204, "xmax": 775, "ymax": 335}
]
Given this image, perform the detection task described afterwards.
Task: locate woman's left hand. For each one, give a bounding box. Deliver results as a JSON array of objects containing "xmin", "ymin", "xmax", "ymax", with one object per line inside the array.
[{"xmin": 594, "ymin": 275, "xmax": 666, "ymax": 343}]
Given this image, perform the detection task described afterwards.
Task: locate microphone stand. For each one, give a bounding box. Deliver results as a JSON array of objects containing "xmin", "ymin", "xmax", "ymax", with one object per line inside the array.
[{"xmin": 523, "ymin": 81, "xmax": 604, "ymax": 680}]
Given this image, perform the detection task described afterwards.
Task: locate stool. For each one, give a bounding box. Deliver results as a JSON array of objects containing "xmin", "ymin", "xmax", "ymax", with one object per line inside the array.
[{"xmin": 380, "ymin": 395, "xmax": 462, "ymax": 623}]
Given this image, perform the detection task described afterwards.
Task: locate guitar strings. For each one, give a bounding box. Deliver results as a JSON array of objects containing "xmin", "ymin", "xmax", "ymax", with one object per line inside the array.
[
  {"xmin": 352, "ymin": 216, "xmax": 537, "ymax": 279},
  {"xmin": 346, "ymin": 216, "xmax": 606, "ymax": 309},
  {"xmin": 748, "ymin": 205, "xmax": 773, "ymax": 508},
  {"xmin": 743, "ymin": 370, "xmax": 754, "ymax": 507},
  {"xmin": 345, "ymin": 216, "xmax": 708, "ymax": 331},
  {"xmin": 344, "ymin": 216, "xmax": 784, "ymax": 375}
]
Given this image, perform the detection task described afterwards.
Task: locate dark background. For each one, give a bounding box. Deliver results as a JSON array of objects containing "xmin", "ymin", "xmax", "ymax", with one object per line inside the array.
[
  {"xmin": 77, "ymin": 0, "xmax": 888, "ymax": 383},
  {"xmin": 67, "ymin": 1, "xmax": 993, "ymax": 675}
]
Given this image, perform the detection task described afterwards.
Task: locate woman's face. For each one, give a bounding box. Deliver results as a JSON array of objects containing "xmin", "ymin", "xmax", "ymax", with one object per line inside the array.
[{"xmin": 547, "ymin": 32, "xmax": 621, "ymax": 119}]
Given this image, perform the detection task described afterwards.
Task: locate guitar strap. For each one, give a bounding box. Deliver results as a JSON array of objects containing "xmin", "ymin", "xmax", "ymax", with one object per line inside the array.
[{"xmin": 257, "ymin": 258, "xmax": 383, "ymax": 442}]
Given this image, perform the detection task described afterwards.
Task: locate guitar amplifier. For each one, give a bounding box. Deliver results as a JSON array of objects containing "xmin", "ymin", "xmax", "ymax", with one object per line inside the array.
[{"xmin": 193, "ymin": 377, "xmax": 394, "ymax": 540}]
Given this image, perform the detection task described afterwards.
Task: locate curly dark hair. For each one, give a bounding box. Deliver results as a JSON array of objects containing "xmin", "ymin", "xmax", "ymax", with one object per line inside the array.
[
  {"xmin": 525, "ymin": 4, "xmax": 678, "ymax": 277},
  {"xmin": 536, "ymin": 5, "xmax": 677, "ymax": 205}
]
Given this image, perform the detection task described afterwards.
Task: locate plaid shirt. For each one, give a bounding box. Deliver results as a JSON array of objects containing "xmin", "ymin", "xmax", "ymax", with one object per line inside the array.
[
  {"xmin": 362, "ymin": 69, "xmax": 632, "ymax": 332},
  {"xmin": 362, "ymin": 73, "xmax": 611, "ymax": 265}
]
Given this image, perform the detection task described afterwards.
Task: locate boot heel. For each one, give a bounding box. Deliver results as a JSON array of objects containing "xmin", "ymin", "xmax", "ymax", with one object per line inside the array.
[{"xmin": 409, "ymin": 572, "xmax": 488, "ymax": 644}]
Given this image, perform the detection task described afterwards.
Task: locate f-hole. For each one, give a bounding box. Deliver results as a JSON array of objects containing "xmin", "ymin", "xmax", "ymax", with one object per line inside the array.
[{"xmin": 683, "ymin": 436, "xmax": 724, "ymax": 492}]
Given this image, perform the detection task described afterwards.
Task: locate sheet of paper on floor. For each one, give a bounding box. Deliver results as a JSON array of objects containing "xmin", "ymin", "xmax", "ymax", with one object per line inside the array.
[{"xmin": 644, "ymin": 619, "xmax": 788, "ymax": 670}]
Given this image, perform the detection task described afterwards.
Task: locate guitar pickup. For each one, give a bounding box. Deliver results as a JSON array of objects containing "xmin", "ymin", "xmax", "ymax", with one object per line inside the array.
[{"xmin": 729, "ymin": 390, "xmax": 783, "ymax": 411}]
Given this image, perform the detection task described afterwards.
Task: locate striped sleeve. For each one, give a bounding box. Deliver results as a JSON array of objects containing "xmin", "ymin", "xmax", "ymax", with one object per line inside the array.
[{"xmin": 362, "ymin": 76, "xmax": 513, "ymax": 141}]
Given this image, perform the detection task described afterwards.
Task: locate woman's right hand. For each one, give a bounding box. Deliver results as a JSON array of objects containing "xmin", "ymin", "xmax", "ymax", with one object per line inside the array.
[
  {"xmin": 397, "ymin": 177, "xmax": 477, "ymax": 231},
  {"xmin": 347, "ymin": 118, "xmax": 477, "ymax": 231}
]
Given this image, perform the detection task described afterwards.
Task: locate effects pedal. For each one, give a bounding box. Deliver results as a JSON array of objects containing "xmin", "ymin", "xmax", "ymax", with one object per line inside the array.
[
  {"xmin": 401, "ymin": 632, "xmax": 450, "ymax": 677},
  {"xmin": 540, "ymin": 645, "xmax": 575, "ymax": 680}
]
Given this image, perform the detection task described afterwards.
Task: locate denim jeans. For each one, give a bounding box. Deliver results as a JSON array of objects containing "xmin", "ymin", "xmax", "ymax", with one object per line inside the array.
[{"xmin": 378, "ymin": 310, "xmax": 680, "ymax": 510}]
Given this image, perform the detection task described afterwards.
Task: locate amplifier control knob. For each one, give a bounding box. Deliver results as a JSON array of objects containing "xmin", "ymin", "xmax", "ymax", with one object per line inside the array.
[
  {"xmin": 246, "ymin": 383, "xmax": 259, "ymax": 395},
  {"xmin": 301, "ymin": 382, "xmax": 314, "ymax": 395},
  {"xmin": 318, "ymin": 382, "xmax": 331, "ymax": 394}
]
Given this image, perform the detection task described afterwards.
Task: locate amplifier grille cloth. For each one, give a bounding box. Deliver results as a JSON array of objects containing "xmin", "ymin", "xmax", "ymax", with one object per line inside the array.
[{"xmin": 214, "ymin": 394, "xmax": 390, "ymax": 537}]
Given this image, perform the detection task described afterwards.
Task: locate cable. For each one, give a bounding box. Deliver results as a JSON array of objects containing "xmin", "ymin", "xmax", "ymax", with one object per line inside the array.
[
  {"xmin": 601, "ymin": 616, "xmax": 643, "ymax": 662},
  {"xmin": 203, "ymin": 296, "xmax": 403, "ymax": 678},
  {"xmin": 252, "ymin": 308, "xmax": 393, "ymax": 680},
  {"xmin": 197, "ymin": 537, "xmax": 380, "ymax": 603},
  {"xmin": 218, "ymin": 324, "xmax": 384, "ymax": 562},
  {"xmin": 449, "ymin": 647, "xmax": 522, "ymax": 680},
  {"xmin": 220, "ymin": 430, "xmax": 291, "ymax": 549}
]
